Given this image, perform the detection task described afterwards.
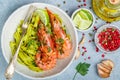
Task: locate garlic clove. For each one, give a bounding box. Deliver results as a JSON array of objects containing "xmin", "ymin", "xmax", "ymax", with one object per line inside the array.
[
  {"xmin": 98, "ymin": 68, "xmax": 110, "ymax": 78},
  {"xmin": 100, "ymin": 63, "xmax": 112, "ymax": 71},
  {"xmin": 102, "ymin": 60, "xmax": 114, "ymax": 69},
  {"xmin": 97, "ymin": 63, "xmax": 111, "ymax": 74},
  {"xmin": 97, "ymin": 59, "xmax": 114, "ymax": 78}
]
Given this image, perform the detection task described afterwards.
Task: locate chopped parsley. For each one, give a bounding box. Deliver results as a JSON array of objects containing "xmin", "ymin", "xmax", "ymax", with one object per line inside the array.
[
  {"xmin": 56, "ymin": 38, "xmax": 64, "ymax": 44},
  {"xmin": 47, "ymin": 47, "xmax": 51, "ymax": 52},
  {"xmin": 59, "ymin": 49, "xmax": 64, "ymax": 55}
]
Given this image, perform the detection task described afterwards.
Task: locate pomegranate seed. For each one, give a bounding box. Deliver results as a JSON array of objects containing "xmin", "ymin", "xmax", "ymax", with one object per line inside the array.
[
  {"xmin": 89, "ymin": 40, "xmax": 92, "ymax": 42},
  {"xmin": 82, "ymin": 51, "xmax": 86, "ymax": 56},
  {"xmin": 96, "ymin": 46, "xmax": 99, "ymax": 52},
  {"xmin": 83, "ymin": 3, "xmax": 86, "ymax": 6},
  {"xmin": 82, "ymin": 53, "xmax": 85, "ymax": 56},
  {"xmin": 85, "ymin": 50, "xmax": 87, "ymax": 52},
  {"xmin": 101, "ymin": 54, "xmax": 105, "ymax": 58},
  {"xmin": 88, "ymin": 56, "xmax": 91, "ymax": 59},
  {"xmin": 98, "ymin": 27, "xmax": 120, "ymax": 51},
  {"xmin": 82, "ymin": 46, "xmax": 86, "ymax": 49}
]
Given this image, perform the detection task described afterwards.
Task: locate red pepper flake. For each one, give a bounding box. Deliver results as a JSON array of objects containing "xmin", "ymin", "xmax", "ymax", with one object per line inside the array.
[
  {"xmin": 88, "ymin": 56, "xmax": 91, "ymax": 59},
  {"xmin": 89, "ymin": 40, "xmax": 92, "ymax": 42},
  {"xmin": 82, "ymin": 46, "xmax": 86, "ymax": 50},
  {"xmin": 96, "ymin": 46, "xmax": 99, "ymax": 52},
  {"xmin": 83, "ymin": 0, "xmax": 86, "ymax": 2},
  {"xmin": 85, "ymin": 50, "xmax": 87, "ymax": 52},
  {"xmin": 94, "ymin": 26, "xmax": 96, "ymax": 28},
  {"xmin": 95, "ymin": 28, "xmax": 97, "ymax": 30},
  {"xmin": 83, "ymin": 3, "xmax": 86, "ymax": 6},
  {"xmin": 94, "ymin": 26, "xmax": 98, "ymax": 30},
  {"xmin": 101, "ymin": 54, "xmax": 105, "ymax": 58},
  {"xmin": 82, "ymin": 52, "xmax": 85, "ymax": 56}
]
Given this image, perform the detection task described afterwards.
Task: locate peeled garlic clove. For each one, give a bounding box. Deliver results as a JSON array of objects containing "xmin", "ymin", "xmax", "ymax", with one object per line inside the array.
[
  {"xmin": 100, "ymin": 63, "xmax": 112, "ymax": 71},
  {"xmin": 97, "ymin": 63, "xmax": 111, "ymax": 74},
  {"xmin": 98, "ymin": 68, "xmax": 110, "ymax": 78},
  {"xmin": 97, "ymin": 59, "xmax": 114, "ymax": 78},
  {"xmin": 102, "ymin": 60, "xmax": 114, "ymax": 69}
]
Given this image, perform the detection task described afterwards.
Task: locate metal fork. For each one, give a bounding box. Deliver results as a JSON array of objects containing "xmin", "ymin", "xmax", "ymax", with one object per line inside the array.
[{"xmin": 5, "ymin": 5, "xmax": 36, "ymax": 80}]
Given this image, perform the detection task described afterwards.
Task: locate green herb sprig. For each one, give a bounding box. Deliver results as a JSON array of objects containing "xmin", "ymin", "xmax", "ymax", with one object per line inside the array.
[{"xmin": 73, "ymin": 62, "xmax": 90, "ymax": 80}]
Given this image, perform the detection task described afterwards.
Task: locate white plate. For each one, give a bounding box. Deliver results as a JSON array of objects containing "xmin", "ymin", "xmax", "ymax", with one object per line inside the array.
[
  {"xmin": 95, "ymin": 24, "xmax": 120, "ymax": 54},
  {"xmin": 1, "ymin": 3, "xmax": 78, "ymax": 79}
]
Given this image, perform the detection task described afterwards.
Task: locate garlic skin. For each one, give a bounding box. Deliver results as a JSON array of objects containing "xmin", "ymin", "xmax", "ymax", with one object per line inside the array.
[
  {"xmin": 97, "ymin": 59, "xmax": 114, "ymax": 78},
  {"xmin": 75, "ymin": 36, "xmax": 85, "ymax": 60}
]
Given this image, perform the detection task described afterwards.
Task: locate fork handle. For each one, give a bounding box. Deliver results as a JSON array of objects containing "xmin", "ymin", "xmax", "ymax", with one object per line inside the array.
[{"xmin": 4, "ymin": 37, "xmax": 23, "ymax": 79}]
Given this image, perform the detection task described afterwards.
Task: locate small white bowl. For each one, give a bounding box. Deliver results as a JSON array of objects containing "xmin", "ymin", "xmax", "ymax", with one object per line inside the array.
[
  {"xmin": 95, "ymin": 24, "xmax": 120, "ymax": 53},
  {"xmin": 71, "ymin": 8, "xmax": 95, "ymax": 32}
]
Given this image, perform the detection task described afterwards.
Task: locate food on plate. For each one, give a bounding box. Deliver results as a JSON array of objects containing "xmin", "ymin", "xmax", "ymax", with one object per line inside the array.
[
  {"xmin": 47, "ymin": 8, "xmax": 72, "ymax": 59},
  {"xmin": 98, "ymin": 27, "xmax": 120, "ymax": 51},
  {"xmin": 97, "ymin": 59, "xmax": 114, "ymax": 78},
  {"xmin": 10, "ymin": 8, "xmax": 72, "ymax": 71},
  {"xmin": 72, "ymin": 9, "xmax": 93, "ymax": 30}
]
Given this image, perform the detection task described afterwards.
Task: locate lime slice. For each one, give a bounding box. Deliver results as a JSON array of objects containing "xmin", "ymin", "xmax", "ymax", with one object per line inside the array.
[
  {"xmin": 73, "ymin": 12, "xmax": 92, "ymax": 30},
  {"xmin": 73, "ymin": 13, "xmax": 82, "ymax": 27},
  {"xmin": 35, "ymin": 9, "xmax": 49, "ymax": 26},
  {"xmin": 81, "ymin": 10, "xmax": 93, "ymax": 21},
  {"xmin": 79, "ymin": 11, "xmax": 90, "ymax": 20},
  {"xmin": 77, "ymin": 19, "xmax": 92, "ymax": 30}
]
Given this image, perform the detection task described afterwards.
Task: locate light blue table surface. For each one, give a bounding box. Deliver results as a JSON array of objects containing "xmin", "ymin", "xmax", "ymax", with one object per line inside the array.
[{"xmin": 0, "ymin": 0, "xmax": 120, "ymax": 80}]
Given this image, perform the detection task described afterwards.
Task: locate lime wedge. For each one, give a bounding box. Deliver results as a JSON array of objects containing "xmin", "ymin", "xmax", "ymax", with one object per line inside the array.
[
  {"xmin": 77, "ymin": 19, "xmax": 92, "ymax": 30},
  {"xmin": 73, "ymin": 11, "xmax": 92, "ymax": 30},
  {"xmin": 35, "ymin": 9, "xmax": 49, "ymax": 26},
  {"xmin": 73, "ymin": 13, "xmax": 82, "ymax": 27},
  {"xmin": 81, "ymin": 10, "xmax": 93, "ymax": 21},
  {"xmin": 79, "ymin": 11, "xmax": 90, "ymax": 20}
]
